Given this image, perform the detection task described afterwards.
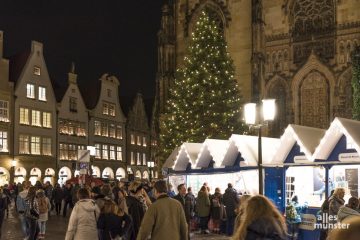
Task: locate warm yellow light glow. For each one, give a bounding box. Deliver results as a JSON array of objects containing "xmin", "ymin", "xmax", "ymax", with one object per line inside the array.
[
  {"xmin": 244, "ymin": 103, "xmax": 257, "ymax": 125},
  {"xmin": 11, "ymin": 160, "xmax": 17, "ymax": 167},
  {"xmin": 262, "ymin": 99, "xmax": 276, "ymax": 121}
]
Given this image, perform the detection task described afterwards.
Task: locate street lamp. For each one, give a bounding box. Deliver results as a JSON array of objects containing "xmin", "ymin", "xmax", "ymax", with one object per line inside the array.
[
  {"xmin": 11, "ymin": 160, "xmax": 17, "ymax": 184},
  {"xmin": 147, "ymin": 161, "xmax": 155, "ymax": 181},
  {"xmin": 244, "ymin": 99, "xmax": 276, "ymax": 195}
]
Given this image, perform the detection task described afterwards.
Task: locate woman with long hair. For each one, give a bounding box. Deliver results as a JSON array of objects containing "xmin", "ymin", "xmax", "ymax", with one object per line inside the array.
[
  {"xmin": 36, "ymin": 189, "xmax": 51, "ymax": 239},
  {"xmin": 232, "ymin": 195, "xmax": 287, "ymax": 240},
  {"xmin": 196, "ymin": 186, "xmax": 211, "ymax": 234},
  {"xmin": 126, "ymin": 181, "xmax": 146, "ymax": 239},
  {"xmin": 118, "ymin": 188, "xmax": 128, "ymax": 214},
  {"xmin": 25, "ymin": 186, "xmax": 40, "ymax": 240},
  {"xmin": 234, "ymin": 194, "xmax": 251, "ymax": 231}
]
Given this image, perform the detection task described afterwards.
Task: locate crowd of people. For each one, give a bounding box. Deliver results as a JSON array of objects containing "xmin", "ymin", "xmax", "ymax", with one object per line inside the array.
[{"xmin": 0, "ymin": 180, "xmax": 360, "ymax": 240}]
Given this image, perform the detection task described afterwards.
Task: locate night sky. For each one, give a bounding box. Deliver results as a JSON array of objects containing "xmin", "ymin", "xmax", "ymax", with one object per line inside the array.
[{"xmin": 0, "ymin": 0, "xmax": 166, "ymax": 103}]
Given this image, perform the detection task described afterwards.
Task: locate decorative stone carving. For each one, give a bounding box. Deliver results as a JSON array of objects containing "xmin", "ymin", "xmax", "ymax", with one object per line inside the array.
[
  {"xmin": 267, "ymin": 79, "xmax": 287, "ymax": 137},
  {"xmin": 336, "ymin": 68, "xmax": 353, "ymax": 118}
]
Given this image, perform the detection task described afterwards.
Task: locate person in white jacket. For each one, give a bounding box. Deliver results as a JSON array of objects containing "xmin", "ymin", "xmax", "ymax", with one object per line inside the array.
[
  {"xmin": 65, "ymin": 188, "xmax": 100, "ymax": 240},
  {"xmin": 337, "ymin": 197, "xmax": 360, "ymax": 223}
]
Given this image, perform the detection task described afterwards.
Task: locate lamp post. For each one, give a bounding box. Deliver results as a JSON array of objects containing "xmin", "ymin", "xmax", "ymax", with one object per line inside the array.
[
  {"xmin": 244, "ymin": 99, "xmax": 276, "ymax": 195},
  {"xmin": 147, "ymin": 161, "xmax": 155, "ymax": 182},
  {"xmin": 11, "ymin": 160, "xmax": 17, "ymax": 184}
]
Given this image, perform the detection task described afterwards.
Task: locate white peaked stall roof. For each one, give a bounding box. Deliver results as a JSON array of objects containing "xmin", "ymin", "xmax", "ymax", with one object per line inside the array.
[
  {"xmin": 195, "ymin": 139, "xmax": 229, "ymax": 168},
  {"xmin": 173, "ymin": 143, "xmax": 203, "ymax": 171},
  {"xmin": 163, "ymin": 147, "xmax": 180, "ymax": 169},
  {"xmin": 270, "ymin": 124, "xmax": 326, "ymax": 165},
  {"xmin": 313, "ymin": 118, "xmax": 360, "ymax": 161},
  {"xmin": 222, "ymin": 134, "xmax": 280, "ymax": 167}
]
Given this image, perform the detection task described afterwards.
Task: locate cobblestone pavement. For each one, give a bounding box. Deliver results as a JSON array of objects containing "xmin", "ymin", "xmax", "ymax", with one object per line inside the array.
[{"xmin": 2, "ymin": 203, "xmax": 230, "ymax": 240}]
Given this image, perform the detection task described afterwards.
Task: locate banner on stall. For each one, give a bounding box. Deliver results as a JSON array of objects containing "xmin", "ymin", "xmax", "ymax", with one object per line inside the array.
[
  {"xmin": 299, "ymin": 214, "xmax": 316, "ymax": 230},
  {"xmin": 339, "ymin": 153, "xmax": 360, "ymax": 162}
]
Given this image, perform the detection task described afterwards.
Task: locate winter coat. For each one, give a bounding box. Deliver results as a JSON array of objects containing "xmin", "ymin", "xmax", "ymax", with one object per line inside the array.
[
  {"xmin": 126, "ymin": 195, "xmax": 146, "ymax": 240},
  {"xmin": 25, "ymin": 197, "xmax": 39, "ymax": 220},
  {"xmin": 44, "ymin": 185, "xmax": 53, "ymax": 200},
  {"xmin": 210, "ymin": 192, "xmax": 223, "ymax": 220},
  {"xmin": 329, "ymin": 195, "xmax": 345, "ymax": 218},
  {"xmin": 63, "ymin": 187, "xmax": 72, "ymax": 202},
  {"xmin": 222, "ymin": 187, "xmax": 239, "ymax": 218},
  {"xmin": 0, "ymin": 194, "xmax": 7, "ymax": 212},
  {"xmin": 16, "ymin": 190, "xmax": 28, "ymax": 213},
  {"xmin": 245, "ymin": 217, "xmax": 286, "ymax": 240},
  {"xmin": 185, "ymin": 192, "xmax": 196, "ymax": 219},
  {"xmin": 52, "ymin": 187, "xmax": 64, "ymax": 204},
  {"xmin": 286, "ymin": 201, "xmax": 307, "ymax": 224},
  {"xmin": 196, "ymin": 191, "xmax": 210, "ymax": 217},
  {"xmin": 65, "ymin": 199, "xmax": 100, "ymax": 240},
  {"xmin": 337, "ymin": 205, "xmax": 360, "ymax": 223},
  {"xmin": 97, "ymin": 213, "xmax": 132, "ymax": 240},
  {"xmin": 37, "ymin": 197, "xmax": 50, "ymax": 222},
  {"xmin": 136, "ymin": 195, "xmax": 187, "ymax": 240}
]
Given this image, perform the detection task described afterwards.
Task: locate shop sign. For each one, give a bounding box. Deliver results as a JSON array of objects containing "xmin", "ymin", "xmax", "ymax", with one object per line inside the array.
[
  {"xmin": 78, "ymin": 150, "xmax": 90, "ymax": 163},
  {"xmin": 339, "ymin": 153, "xmax": 360, "ymax": 162},
  {"xmin": 299, "ymin": 214, "xmax": 316, "ymax": 230},
  {"xmin": 294, "ymin": 155, "xmax": 310, "ymax": 164},
  {"xmin": 79, "ymin": 169, "xmax": 87, "ymax": 175}
]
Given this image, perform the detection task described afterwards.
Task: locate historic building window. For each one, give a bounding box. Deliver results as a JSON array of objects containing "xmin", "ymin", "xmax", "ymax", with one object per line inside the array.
[
  {"xmin": 42, "ymin": 112, "xmax": 52, "ymax": 128},
  {"xmin": 137, "ymin": 152, "xmax": 141, "ymax": 165},
  {"xmin": 107, "ymin": 89, "xmax": 112, "ymax": 97},
  {"xmin": 109, "ymin": 145, "xmax": 115, "ymax": 160},
  {"xmin": 116, "ymin": 146, "xmax": 122, "ymax": 160},
  {"xmin": 101, "ymin": 122, "xmax": 108, "ymax": 137},
  {"xmin": 131, "ymin": 151, "xmax": 135, "ymax": 165},
  {"xmin": 268, "ymin": 81, "xmax": 287, "ymax": 137},
  {"xmin": 26, "ymin": 84, "xmax": 35, "ymax": 99},
  {"xmin": 59, "ymin": 143, "xmax": 68, "ymax": 160},
  {"xmin": 143, "ymin": 137, "xmax": 147, "ymax": 147},
  {"xmin": 20, "ymin": 108, "xmax": 29, "ymax": 125},
  {"xmin": 34, "ymin": 66, "xmax": 41, "ymax": 75},
  {"xmin": 102, "ymin": 102, "xmax": 109, "ymax": 115},
  {"xmin": 69, "ymin": 97, "xmax": 77, "ymax": 112},
  {"xmin": 94, "ymin": 121, "xmax": 101, "ymax": 136},
  {"xmin": 116, "ymin": 125, "xmax": 123, "ymax": 139},
  {"xmin": 0, "ymin": 131, "xmax": 8, "ymax": 152},
  {"xmin": 109, "ymin": 104, "xmax": 115, "ymax": 116},
  {"xmin": 109, "ymin": 124, "xmax": 116, "ymax": 138},
  {"xmin": 38, "ymin": 87, "xmax": 46, "ymax": 101},
  {"xmin": 31, "ymin": 110, "xmax": 41, "ymax": 127},
  {"xmin": 137, "ymin": 136, "xmax": 141, "ymax": 146},
  {"xmin": 142, "ymin": 153, "xmax": 146, "ymax": 165},
  {"xmin": 30, "ymin": 136, "xmax": 41, "ymax": 155},
  {"xmin": 68, "ymin": 144, "xmax": 77, "ymax": 160},
  {"xmin": 102, "ymin": 145, "xmax": 108, "ymax": 160},
  {"xmin": 42, "ymin": 137, "xmax": 51, "ymax": 156},
  {"xmin": 131, "ymin": 134, "xmax": 135, "ymax": 144},
  {"xmin": 95, "ymin": 144, "xmax": 101, "ymax": 159},
  {"xmin": 19, "ymin": 135, "xmax": 29, "ymax": 154},
  {"xmin": 300, "ymin": 71, "xmax": 329, "ymax": 129},
  {"xmin": 0, "ymin": 100, "xmax": 9, "ymax": 122}
]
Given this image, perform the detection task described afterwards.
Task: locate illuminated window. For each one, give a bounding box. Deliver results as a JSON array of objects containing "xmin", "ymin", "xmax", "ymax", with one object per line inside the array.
[
  {"xmin": 68, "ymin": 144, "xmax": 77, "ymax": 160},
  {"xmin": 30, "ymin": 136, "xmax": 41, "ymax": 155},
  {"xmin": 69, "ymin": 97, "xmax": 77, "ymax": 112},
  {"xmin": 0, "ymin": 131, "xmax": 8, "ymax": 152},
  {"xmin": 102, "ymin": 102, "xmax": 109, "ymax": 115},
  {"xmin": 109, "ymin": 124, "xmax": 116, "ymax": 138},
  {"xmin": 131, "ymin": 134, "xmax": 135, "ymax": 144},
  {"xmin": 94, "ymin": 121, "xmax": 101, "ymax": 135},
  {"xmin": 19, "ymin": 135, "xmax": 29, "ymax": 154},
  {"xmin": 31, "ymin": 110, "xmax": 41, "ymax": 127},
  {"xmin": 0, "ymin": 100, "xmax": 9, "ymax": 122},
  {"xmin": 137, "ymin": 136, "xmax": 141, "ymax": 146},
  {"xmin": 142, "ymin": 153, "xmax": 146, "ymax": 165},
  {"xmin": 101, "ymin": 122, "xmax": 108, "ymax": 137},
  {"xmin": 42, "ymin": 138, "xmax": 51, "ymax": 156},
  {"xmin": 137, "ymin": 152, "xmax": 141, "ymax": 165},
  {"xmin": 38, "ymin": 87, "xmax": 46, "ymax": 101},
  {"xmin": 95, "ymin": 144, "xmax": 101, "ymax": 159},
  {"xmin": 116, "ymin": 146, "xmax": 122, "ymax": 160},
  {"xmin": 142, "ymin": 137, "xmax": 147, "ymax": 147},
  {"xmin": 76, "ymin": 123, "xmax": 86, "ymax": 137},
  {"xmin": 116, "ymin": 125, "xmax": 123, "ymax": 139},
  {"xmin": 131, "ymin": 151, "xmax": 135, "ymax": 164},
  {"xmin": 20, "ymin": 108, "xmax": 29, "ymax": 125},
  {"xmin": 34, "ymin": 66, "xmax": 41, "ymax": 75},
  {"xmin": 109, "ymin": 104, "xmax": 115, "ymax": 116},
  {"xmin": 102, "ymin": 145, "xmax": 108, "ymax": 160},
  {"xmin": 59, "ymin": 143, "xmax": 68, "ymax": 160},
  {"xmin": 42, "ymin": 112, "xmax": 52, "ymax": 128},
  {"xmin": 109, "ymin": 145, "xmax": 115, "ymax": 160},
  {"xmin": 26, "ymin": 84, "xmax": 35, "ymax": 98}
]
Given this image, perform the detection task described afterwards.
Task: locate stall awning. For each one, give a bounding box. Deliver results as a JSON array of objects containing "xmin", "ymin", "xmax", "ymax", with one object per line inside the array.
[
  {"xmin": 173, "ymin": 143, "xmax": 203, "ymax": 171},
  {"xmin": 223, "ymin": 134, "xmax": 280, "ymax": 167},
  {"xmin": 163, "ymin": 147, "xmax": 180, "ymax": 169},
  {"xmin": 269, "ymin": 124, "xmax": 326, "ymax": 165},
  {"xmin": 195, "ymin": 139, "xmax": 229, "ymax": 168},
  {"xmin": 312, "ymin": 117, "xmax": 360, "ymax": 161}
]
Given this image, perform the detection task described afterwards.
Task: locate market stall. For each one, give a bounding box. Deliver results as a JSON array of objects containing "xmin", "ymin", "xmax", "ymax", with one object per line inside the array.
[{"xmin": 265, "ymin": 124, "xmax": 326, "ymax": 240}]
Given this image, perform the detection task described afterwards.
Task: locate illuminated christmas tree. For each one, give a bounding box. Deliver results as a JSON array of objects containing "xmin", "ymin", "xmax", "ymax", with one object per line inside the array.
[
  {"xmin": 352, "ymin": 46, "xmax": 360, "ymax": 120},
  {"xmin": 159, "ymin": 11, "xmax": 245, "ymax": 164}
]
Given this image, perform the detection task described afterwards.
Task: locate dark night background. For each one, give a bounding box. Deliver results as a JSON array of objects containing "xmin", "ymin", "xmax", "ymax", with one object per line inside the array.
[{"xmin": 0, "ymin": 0, "xmax": 166, "ymax": 107}]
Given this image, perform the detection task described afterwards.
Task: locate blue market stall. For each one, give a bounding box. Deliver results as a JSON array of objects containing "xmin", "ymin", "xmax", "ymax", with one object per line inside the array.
[{"xmin": 264, "ymin": 124, "xmax": 326, "ymax": 240}]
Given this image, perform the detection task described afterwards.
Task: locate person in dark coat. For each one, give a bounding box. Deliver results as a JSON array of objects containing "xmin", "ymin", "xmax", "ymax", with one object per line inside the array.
[
  {"xmin": 210, "ymin": 188, "xmax": 223, "ymax": 233},
  {"xmin": 62, "ymin": 183, "xmax": 73, "ymax": 217},
  {"xmin": 126, "ymin": 181, "xmax": 146, "ymax": 240},
  {"xmin": 52, "ymin": 184, "xmax": 64, "ymax": 216},
  {"xmin": 222, "ymin": 183, "xmax": 239, "ymax": 236},
  {"xmin": 0, "ymin": 188, "xmax": 8, "ymax": 238}
]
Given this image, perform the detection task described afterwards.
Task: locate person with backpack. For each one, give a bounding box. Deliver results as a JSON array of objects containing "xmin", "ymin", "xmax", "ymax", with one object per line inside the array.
[
  {"xmin": 286, "ymin": 196, "xmax": 307, "ymax": 240},
  {"xmin": 0, "ymin": 187, "xmax": 8, "ymax": 238},
  {"xmin": 210, "ymin": 188, "xmax": 223, "ymax": 234},
  {"xmin": 17, "ymin": 181, "xmax": 31, "ymax": 239},
  {"xmin": 36, "ymin": 189, "xmax": 50, "ymax": 239},
  {"xmin": 25, "ymin": 186, "xmax": 40, "ymax": 240}
]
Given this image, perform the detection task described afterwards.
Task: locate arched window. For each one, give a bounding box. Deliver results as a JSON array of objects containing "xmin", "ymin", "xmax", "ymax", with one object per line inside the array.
[{"xmin": 268, "ymin": 80, "xmax": 287, "ymax": 137}]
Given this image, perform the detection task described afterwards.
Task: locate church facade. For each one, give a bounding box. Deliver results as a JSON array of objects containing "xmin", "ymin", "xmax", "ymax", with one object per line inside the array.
[{"xmin": 155, "ymin": 0, "xmax": 360, "ymax": 137}]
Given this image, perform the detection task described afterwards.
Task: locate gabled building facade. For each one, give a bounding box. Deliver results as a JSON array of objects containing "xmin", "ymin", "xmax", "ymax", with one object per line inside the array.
[
  {"xmin": 57, "ymin": 64, "xmax": 89, "ymax": 184},
  {"xmin": 88, "ymin": 74, "xmax": 127, "ymax": 180},
  {"xmin": 126, "ymin": 93, "xmax": 151, "ymax": 179},
  {"xmin": 12, "ymin": 41, "xmax": 57, "ymax": 185}
]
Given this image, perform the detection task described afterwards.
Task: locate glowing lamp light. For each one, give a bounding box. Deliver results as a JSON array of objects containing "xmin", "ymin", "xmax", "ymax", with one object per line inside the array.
[
  {"xmin": 147, "ymin": 161, "xmax": 154, "ymax": 168},
  {"xmin": 262, "ymin": 99, "xmax": 276, "ymax": 122},
  {"xmin": 244, "ymin": 103, "xmax": 257, "ymax": 125},
  {"xmin": 11, "ymin": 160, "xmax": 17, "ymax": 167}
]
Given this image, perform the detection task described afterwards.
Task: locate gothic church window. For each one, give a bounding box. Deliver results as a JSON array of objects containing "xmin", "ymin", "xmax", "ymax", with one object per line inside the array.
[{"xmin": 268, "ymin": 81, "xmax": 287, "ymax": 137}]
